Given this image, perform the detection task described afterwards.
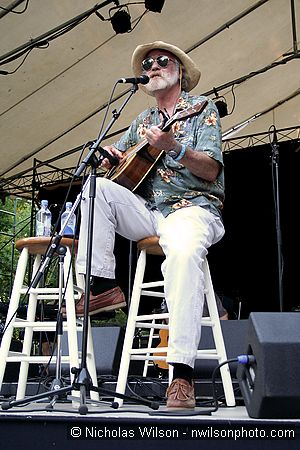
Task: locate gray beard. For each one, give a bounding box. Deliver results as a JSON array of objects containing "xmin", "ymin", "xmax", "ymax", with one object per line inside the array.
[{"xmin": 145, "ymin": 71, "xmax": 179, "ymax": 94}]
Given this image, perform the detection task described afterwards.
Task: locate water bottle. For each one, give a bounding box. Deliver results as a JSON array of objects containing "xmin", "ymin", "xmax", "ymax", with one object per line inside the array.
[
  {"xmin": 61, "ymin": 202, "xmax": 76, "ymax": 236},
  {"xmin": 36, "ymin": 200, "xmax": 52, "ymax": 236}
]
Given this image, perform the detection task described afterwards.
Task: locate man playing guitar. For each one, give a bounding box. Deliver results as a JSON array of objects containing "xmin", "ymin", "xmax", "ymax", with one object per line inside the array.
[{"xmin": 76, "ymin": 41, "xmax": 225, "ymax": 409}]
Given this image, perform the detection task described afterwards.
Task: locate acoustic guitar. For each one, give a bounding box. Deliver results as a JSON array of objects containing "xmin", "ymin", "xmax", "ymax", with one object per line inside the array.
[{"xmin": 106, "ymin": 100, "xmax": 208, "ymax": 191}]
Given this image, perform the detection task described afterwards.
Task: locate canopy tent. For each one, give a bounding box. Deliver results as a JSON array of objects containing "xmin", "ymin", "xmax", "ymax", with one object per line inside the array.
[
  {"xmin": 1, "ymin": 0, "xmax": 300, "ymax": 316},
  {"xmin": 0, "ymin": 0, "xmax": 299, "ymax": 197}
]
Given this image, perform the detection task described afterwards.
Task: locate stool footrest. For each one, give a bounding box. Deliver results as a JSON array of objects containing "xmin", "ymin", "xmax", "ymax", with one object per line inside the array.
[
  {"xmin": 131, "ymin": 347, "xmax": 168, "ymax": 355},
  {"xmin": 136, "ymin": 312, "xmax": 169, "ymax": 321},
  {"xmin": 135, "ymin": 322, "xmax": 169, "ymax": 330},
  {"xmin": 6, "ymin": 354, "xmax": 74, "ymax": 363},
  {"xmin": 20, "ymin": 287, "xmax": 67, "ymax": 294},
  {"xmin": 135, "ymin": 317, "xmax": 213, "ymax": 328},
  {"xmin": 140, "ymin": 290, "xmax": 165, "ymax": 298},
  {"xmin": 141, "ymin": 281, "xmax": 164, "ymax": 288},
  {"xmin": 12, "ymin": 320, "xmax": 83, "ymax": 332},
  {"xmin": 130, "ymin": 348, "xmax": 219, "ymax": 357}
]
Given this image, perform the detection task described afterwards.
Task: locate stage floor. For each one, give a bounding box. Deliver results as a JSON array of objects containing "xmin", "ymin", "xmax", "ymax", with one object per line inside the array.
[{"xmin": 0, "ymin": 396, "xmax": 300, "ymax": 450}]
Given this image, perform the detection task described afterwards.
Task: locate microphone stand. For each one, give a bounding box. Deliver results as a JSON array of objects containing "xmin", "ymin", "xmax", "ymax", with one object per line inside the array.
[
  {"xmin": 72, "ymin": 82, "xmax": 142, "ymax": 413},
  {"xmin": 1, "ymin": 82, "xmax": 160, "ymax": 414},
  {"xmin": 271, "ymin": 132, "xmax": 284, "ymax": 312}
]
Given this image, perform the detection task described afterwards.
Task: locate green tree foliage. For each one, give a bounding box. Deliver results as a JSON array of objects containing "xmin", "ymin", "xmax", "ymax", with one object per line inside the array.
[
  {"xmin": 0, "ymin": 197, "xmax": 32, "ymax": 301},
  {"xmin": 0, "ymin": 197, "xmax": 127, "ymax": 328}
]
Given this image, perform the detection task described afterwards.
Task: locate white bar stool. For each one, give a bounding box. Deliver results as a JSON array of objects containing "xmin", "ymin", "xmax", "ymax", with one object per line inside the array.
[
  {"xmin": 114, "ymin": 236, "xmax": 236, "ymax": 407},
  {"xmin": 0, "ymin": 237, "xmax": 98, "ymax": 401}
]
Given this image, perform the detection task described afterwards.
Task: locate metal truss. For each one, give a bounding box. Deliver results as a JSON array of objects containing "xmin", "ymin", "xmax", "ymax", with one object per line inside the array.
[
  {"xmin": 1, "ymin": 126, "xmax": 299, "ymax": 199},
  {"xmin": 222, "ymin": 125, "xmax": 300, "ymax": 153},
  {"xmin": 0, "ymin": 160, "xmax": 77, "ymax": 199}
]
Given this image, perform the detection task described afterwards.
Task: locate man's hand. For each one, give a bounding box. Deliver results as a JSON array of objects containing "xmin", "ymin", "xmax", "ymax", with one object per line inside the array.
[
  {"xmin": 145, "ymin": 125, "xmax": 220, "ymax": 181},
  {"xmin": 101, "ymin": 145, "xmax": 124, "ymax": 169},
  {"xmin": 144, "ymin": 126, "xmax": 177, "ymax": 152}
]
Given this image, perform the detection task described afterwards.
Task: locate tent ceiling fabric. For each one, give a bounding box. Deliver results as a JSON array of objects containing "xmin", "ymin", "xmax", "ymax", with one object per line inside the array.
[{"xmin": 0, "ymin": 0, "xmax": 299, "ymax": 187}]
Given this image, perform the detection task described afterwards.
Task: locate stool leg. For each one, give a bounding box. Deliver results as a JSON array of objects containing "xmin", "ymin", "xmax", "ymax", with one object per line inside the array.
[
  {"xmin": 16, "ymin": 253, "xmax": 41, "ymax": 399},
  {"xmin": 65, "ymin": 253, "xmax": 99, "ymax": 400},
  {"xmin": 0, "ymin": 248, "xmax": 29, "ymax": 392},
  {"xmin": 85, "ymin": 317, "xmax": 99, "ymax": 401},
  {"xmin": 203, "ymin": 258, "xmax": 235, "ymax": 407},
  {"xmin": 64, "ymin": 248, "xmax": 80, "ymax": 378},
  {"xmin": 143, "ymin": 319, "xmax": 156, "ymax": 377},
  {"xmin": 114, "ymin": 249, "xmax": 147, "ymax": 407},
  {"xmin": 63, "ymin": 248, "xmax": 81, "ymax": 401}
]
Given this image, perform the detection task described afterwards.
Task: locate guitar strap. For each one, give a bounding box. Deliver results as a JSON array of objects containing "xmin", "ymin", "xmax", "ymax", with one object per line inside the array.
[{"xmin": 158, "ymin": 109, "xmax": 170, "ymax": 130}]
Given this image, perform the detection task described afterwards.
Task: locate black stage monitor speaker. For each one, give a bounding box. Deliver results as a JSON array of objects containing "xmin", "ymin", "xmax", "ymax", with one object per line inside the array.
[
  {"xmin": 237, "ymin": 312, "xmax": 300, "ymax": 419},
  {"xmin": 49, "ymin": 326, "xmax": 125, "ymax": 376}
]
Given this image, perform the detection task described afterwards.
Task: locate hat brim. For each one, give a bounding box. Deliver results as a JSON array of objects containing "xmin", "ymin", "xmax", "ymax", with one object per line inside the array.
[{"xmin": 131, "ymin": 41, "xmax": 201, "ymax": 95}]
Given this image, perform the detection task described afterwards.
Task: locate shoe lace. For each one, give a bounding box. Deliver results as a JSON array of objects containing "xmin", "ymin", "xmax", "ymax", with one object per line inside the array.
[{"xmin": 166, "ymin": 379, "xmax": 192, "ymax": 400}]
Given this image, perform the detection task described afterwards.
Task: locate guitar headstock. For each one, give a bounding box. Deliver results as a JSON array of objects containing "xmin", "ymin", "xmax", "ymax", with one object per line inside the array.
[
  {"xmin": 174, "ymin": 100, "xmax": 208, "ymax": 121},
  {"xmin": 163, "ymin": 100, "xmax": 208, "ymax": 131}
]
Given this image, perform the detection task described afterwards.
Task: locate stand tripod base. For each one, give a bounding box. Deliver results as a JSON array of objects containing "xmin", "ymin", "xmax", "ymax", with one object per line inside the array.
[{"xmin": 1, "ymin": 374, "xmax": 160, "ymax": 414}]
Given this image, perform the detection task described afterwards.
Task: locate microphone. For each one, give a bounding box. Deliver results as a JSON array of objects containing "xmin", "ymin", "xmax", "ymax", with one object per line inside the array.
[{"xmin": 117, "ymin": 75, "xmax": 150, "ymax": 85}]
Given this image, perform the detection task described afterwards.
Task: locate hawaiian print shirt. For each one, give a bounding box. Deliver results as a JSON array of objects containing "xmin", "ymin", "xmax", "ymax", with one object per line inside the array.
[{"xmin": 114, "ymin": 91, "xmax": 224, "ymax": 219}]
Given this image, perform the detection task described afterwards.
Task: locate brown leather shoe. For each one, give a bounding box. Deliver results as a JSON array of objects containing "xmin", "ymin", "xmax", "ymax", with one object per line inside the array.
[
  {"xmin": 63, "ymin": 286, "xmax": 126, "ymax": 317},
  {"xmin": 166, "ymin": 378, "xmax": 195, "ymax": 409}
]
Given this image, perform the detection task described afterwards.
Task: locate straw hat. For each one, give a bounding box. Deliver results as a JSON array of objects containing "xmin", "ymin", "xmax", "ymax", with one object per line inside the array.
[{"xmin": 131, "ymin": 40, "xmax": 201, "ymax": 94}]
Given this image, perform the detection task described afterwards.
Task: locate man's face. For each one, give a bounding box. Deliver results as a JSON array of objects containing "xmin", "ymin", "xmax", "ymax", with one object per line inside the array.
[{"xmin": 142, "ymin": 49, "xmax": 180, "ymax": 94}]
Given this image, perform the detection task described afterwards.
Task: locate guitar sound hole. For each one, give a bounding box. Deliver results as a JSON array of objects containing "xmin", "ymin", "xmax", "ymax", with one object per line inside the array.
[{"xmin": 140, "ymin": 149, "xmax": 156, "ymax": 163}]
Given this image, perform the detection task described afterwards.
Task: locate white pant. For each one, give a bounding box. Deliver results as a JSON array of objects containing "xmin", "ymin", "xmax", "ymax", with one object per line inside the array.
[{"xmin": 77, "ymin": 177, "xmax": 225, "ymax": 368}]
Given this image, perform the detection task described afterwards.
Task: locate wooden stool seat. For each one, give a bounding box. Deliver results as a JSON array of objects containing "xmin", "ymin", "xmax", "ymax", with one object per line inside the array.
[
  {"xmin": 137, "ymin": 236, "xmax": 164, "ymax": 255},
  {"xmin": 114, "ymin": 235, "xmax": 236, "ymax": 408},
  {"xmin": 15, "ymin": 236, "xmax": 78, "ymax": 255}
]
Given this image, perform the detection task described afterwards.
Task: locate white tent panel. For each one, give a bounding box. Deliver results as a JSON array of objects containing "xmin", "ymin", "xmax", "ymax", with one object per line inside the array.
[{"xmin": 0, "ymin": 0, "xmax": 299, "ymax": 184}]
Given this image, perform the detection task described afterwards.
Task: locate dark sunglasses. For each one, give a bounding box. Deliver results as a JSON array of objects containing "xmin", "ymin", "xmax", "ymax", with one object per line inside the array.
[{"xmin": 141, "ymin": 55, "xmax": 176, "ymax": 71}]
